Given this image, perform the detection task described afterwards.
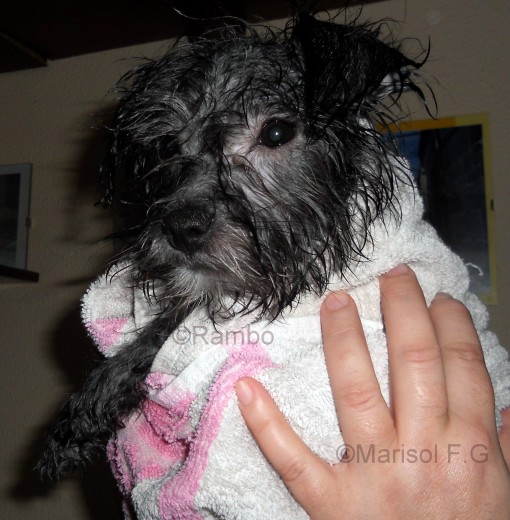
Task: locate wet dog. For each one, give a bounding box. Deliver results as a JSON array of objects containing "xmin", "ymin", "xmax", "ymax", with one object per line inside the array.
[{"xmin": 39, "ymin": 12, "xmax": 427, "ymax": 479}]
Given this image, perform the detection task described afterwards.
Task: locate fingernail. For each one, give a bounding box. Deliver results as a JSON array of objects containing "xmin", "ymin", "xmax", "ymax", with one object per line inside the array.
[
  {"xmin": 235, "ymin": 379, "xmax": 254, "ymax": 406},
  {"xmin": 434, "ymin": 292, "xmax": 452, "ymax": 301},
  {"xmin": 324, "ymin": 291, "xmax": 349, "ymax": 310},
  {"xmin": 384, "ymin": 264, "xmax": 409, "ymax": 277}
]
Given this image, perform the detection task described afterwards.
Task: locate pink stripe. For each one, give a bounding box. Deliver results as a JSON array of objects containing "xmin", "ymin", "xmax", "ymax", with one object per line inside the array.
[
  {"xmin": 158, "ymin": 342, "xmax": 275, "ymax": 519},
  {"xmin": 108, "ymin": 400, "xmax": 192, "ymax": 497},
  {"xmin": 143, "ymin": 396, "xmax": 194, "ymax": 444},
  {"xmin": 108, "ymin": 438, "xmax": 134, "ymax": 494},
  {"xmin": 86, "ymin": 317, "xmax": 129, "ymax": 353}
]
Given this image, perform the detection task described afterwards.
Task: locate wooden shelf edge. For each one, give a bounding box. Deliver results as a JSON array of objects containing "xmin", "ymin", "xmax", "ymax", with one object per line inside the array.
[{"xmin": 0, "ymin": 264, "xmax": 40, "ymax": 283}]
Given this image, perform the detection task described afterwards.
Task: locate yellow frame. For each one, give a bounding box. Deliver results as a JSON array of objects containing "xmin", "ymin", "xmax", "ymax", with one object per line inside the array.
[{"xmin": 388, "ymin": 115, "xmax": 497, "ymax": 304}]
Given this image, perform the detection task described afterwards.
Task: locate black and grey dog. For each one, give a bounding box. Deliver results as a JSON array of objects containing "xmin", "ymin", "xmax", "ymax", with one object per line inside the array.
[{"xmin": 40, "ymin": 13, "xmax": 426, "ymax": 479}]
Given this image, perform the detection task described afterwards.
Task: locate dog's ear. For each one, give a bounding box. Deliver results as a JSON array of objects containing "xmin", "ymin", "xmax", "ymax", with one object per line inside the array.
[{"xmin": 292, "ymin": 14, "xmax": 421, "ymax": 119}]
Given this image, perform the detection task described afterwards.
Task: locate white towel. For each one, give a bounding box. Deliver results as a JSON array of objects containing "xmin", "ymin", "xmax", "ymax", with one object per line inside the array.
[{"xmin": 82, "ymin": 164, "xmax": 510, "ymax": 520}]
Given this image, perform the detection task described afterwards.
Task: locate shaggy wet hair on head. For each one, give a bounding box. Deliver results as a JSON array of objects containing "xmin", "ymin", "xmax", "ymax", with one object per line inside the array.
[{"xmin": 39, "ymin": 12, "xmax": 426, "ymax": 479}]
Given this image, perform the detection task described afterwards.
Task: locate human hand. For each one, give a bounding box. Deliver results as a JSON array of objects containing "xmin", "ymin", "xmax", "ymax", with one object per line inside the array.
[{"xmin": 235, "ymin": 265, "xmax": 510, "ymax": 519}]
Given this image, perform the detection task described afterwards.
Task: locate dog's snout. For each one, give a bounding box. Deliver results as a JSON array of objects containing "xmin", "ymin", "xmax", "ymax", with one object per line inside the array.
[{"xmin": 161, "ymin": 204, "xmax": 215, "ymax": 253}]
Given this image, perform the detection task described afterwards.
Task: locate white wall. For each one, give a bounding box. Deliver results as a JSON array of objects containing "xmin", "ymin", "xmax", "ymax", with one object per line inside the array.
[
  {"xmin": 357, "ymin": 0, "xmax": 510, "ymax": 342},
  {"xmin": 0, "ymin": 39, "xmax": 170, "ymax": 520},
  {"xmin": 0, "ymin": 1, "xmax": 508, "ymax": 518}
]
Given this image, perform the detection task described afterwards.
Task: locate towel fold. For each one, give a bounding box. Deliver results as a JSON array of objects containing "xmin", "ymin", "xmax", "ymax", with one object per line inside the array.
[{"xmin": 82, "ymin": 167, "xmax": 510, "ymax": 519}]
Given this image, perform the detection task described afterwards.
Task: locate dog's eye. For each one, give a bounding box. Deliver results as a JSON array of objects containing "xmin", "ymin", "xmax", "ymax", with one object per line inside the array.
[{"xmin": 259, "ymin": 120, "xmax": 296, "ymax": 148}]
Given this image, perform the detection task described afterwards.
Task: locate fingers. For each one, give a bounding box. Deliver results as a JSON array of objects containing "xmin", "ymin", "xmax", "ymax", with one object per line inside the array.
[
  {"xmin": 235, "ymin": 378, "xmax": 334, "ymax": 513},
  {"xmin": 429, "ymin": 293, "xmax": 496, "ymax": 429},
  {"xmin": 498, "ymin": 407, "xmax": 510, "ymax": 468},
  {"xmin": 380, "ymin": 265, "xmax": 448, "ymax": 432},
  {"xmin": 320, "ymin": 292, "xmax": 394, "ymax": 445}
]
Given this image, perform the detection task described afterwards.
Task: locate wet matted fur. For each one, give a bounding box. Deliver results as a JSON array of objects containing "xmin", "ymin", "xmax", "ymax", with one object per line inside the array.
[{"xmin": 39, "ymin": 13, "xmax": 427, "ymax": 479}]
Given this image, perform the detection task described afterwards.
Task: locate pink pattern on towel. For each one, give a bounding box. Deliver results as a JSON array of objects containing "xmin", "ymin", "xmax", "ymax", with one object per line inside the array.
[
  {"xmin": 108, "ymin": 340, "xmax": 274, "ymax": 519},
  {"xmin": 157, "ymin": 342, "xmax": 275, "ymax": 519},
  {"xmin": 86, "ymin": 317, "xmax": 129, "ymax": 354},
  {"xmin": 109, "ymin": 374, "xmax": 195, "ymax": 497},
  {"xmin": 109, "ymin": 409, "xmax": 191, "ymax": 496}
]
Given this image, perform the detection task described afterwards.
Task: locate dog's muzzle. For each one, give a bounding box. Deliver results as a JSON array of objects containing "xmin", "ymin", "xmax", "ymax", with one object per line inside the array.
[{"xmin": 161, "ymin": 203, "xmax": 215, "ymax": 254}]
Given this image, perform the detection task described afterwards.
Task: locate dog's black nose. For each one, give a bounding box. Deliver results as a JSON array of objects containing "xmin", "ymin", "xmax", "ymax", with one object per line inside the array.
[{"xmin": 161, "ymin": 204, "xmax": 215, "ymax": 253}]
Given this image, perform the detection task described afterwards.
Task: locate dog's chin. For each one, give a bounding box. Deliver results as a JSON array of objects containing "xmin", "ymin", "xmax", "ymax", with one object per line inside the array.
[
  {"xmin": 141, "ymin": 238, "xmax": 242, "ymax": 304},
  {"xmin": 136, "ymin": 231, "xmax": 319, "ymax": 320},
  {"xmin": 170, "ymin": 265, "xmax": 224, "ymax": 298}
]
